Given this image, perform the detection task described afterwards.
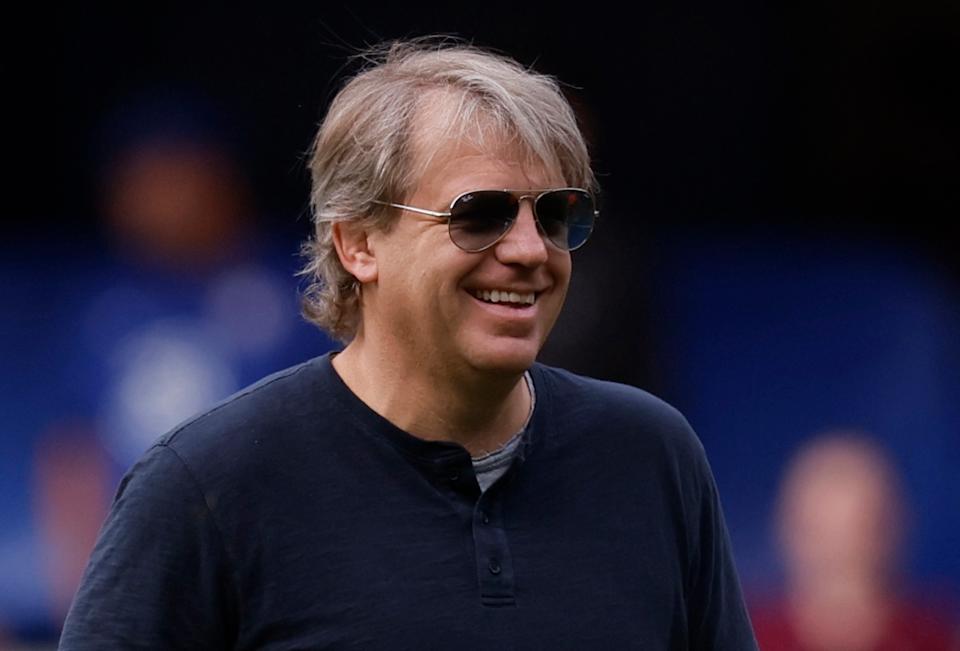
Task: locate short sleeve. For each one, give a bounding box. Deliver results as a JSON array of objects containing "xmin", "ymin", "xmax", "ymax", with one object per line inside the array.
[
  {"xmin": 685, "ymin": 442, "xmax": 759, "ymax": 650},
  {"xmin": 59, "ymin": 444, "xmax": 238, "ymax": 650}
]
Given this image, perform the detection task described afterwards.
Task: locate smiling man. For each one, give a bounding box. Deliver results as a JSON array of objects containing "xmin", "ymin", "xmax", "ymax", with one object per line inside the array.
[{"xmin": 60, "ymin": 40, "xmax": 758, "ymax": 650}]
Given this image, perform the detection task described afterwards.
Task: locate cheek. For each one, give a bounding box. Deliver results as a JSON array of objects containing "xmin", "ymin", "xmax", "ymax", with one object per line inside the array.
[{"xmin": 550, "ymin": 254, "xmax": 573, "ymax": 294}]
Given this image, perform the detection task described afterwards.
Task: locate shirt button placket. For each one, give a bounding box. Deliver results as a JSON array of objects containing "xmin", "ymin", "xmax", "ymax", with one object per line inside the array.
[{"xmin": 473, "ymin": 496, "xmax": 516, "ymax": 606}]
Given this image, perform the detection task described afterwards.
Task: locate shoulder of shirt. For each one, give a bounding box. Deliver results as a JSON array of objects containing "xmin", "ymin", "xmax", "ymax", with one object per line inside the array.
[
  {"xmin": 530, "ymin": 362, "xmax": 706, "ymax": 459},
  {"xmin": 531, "ymin": 361, "xmax": 688, "ymax": 425},
  {"xmin": 151, "ymin": 354, "xmax": 330, "ymax": 460}
]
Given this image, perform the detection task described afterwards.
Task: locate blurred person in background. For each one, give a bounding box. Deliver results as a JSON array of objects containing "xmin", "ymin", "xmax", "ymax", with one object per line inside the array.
[
  {"xmin": 751, "ymin": 431, "xmax": 958, "ymax": 650},
  {"xmin": 65, "ymin": 90, "xmax": 333, "ymax": 469},
  {"xmin": 0, "ymin": 90, "xmax": 333, "ymax": 645}
]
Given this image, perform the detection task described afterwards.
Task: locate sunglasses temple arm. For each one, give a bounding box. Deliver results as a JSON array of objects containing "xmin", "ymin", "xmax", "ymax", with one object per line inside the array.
[{"xmin": 373, "ymin": 201, "xmax": 451, "ymax": 218}]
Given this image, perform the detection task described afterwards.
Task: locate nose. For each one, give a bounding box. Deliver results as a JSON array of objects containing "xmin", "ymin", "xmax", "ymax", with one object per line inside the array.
[{"xmin": 494, "ymin": 198, "xmax": 549, "ymax": 267}]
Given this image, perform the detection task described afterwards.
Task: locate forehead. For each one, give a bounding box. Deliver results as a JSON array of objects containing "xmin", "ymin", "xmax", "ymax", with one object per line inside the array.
[
  {"xmin": 406, "ymin": 91, "xmax": 564, "ymax": 194},
  {"xmin": 418, "ymin": 145, "xmax": 561, "ymax": 203}
]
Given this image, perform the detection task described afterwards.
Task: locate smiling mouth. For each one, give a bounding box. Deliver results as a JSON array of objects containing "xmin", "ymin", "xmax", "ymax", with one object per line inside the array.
[{"xmin": 472, "ymin": 289, "xmax": 536, "ymax": 306}]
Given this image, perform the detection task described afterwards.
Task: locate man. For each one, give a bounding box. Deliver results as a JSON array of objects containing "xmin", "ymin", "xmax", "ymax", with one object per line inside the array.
[{"xmin": 61, "ymin": 40, "xmax": 758, "ymax": 649}]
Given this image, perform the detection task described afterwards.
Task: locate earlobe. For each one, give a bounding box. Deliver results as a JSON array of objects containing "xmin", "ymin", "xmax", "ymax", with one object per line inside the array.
[{"xmin": 332, "ymin": 221, "xmax": 378, "ymax": 284}]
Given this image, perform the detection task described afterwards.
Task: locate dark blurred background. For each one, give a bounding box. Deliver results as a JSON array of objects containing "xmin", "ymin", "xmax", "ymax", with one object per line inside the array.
[{"xmin": 3, "ymin": 2, "xmax": 959, "ymax": 648}]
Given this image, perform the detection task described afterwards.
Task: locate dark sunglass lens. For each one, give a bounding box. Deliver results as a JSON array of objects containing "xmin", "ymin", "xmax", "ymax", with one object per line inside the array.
[
  {"xmin": 448, "ymin": 191, "xmax": 518, "ymax": 251},
  {"xmin": 536, "ymin": 190, "xmax": 595, "ymax": 250}
]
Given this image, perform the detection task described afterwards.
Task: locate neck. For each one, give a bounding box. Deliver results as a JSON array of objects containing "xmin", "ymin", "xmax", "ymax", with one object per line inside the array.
[{"xmin": 332, "ymin": 333, "xmax": 531, "ymax": 456}]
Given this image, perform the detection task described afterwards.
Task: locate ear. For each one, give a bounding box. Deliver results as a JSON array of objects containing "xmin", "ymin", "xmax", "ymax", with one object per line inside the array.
[{"xmin": 332, "ymin": 220, "xmax": 378, "ymax": 284}]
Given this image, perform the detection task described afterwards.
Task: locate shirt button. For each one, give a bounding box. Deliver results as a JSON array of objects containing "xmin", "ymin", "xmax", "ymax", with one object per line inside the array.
[
  {"xmin": 488, "ymin": 559, "xmax": 502, "ymax": 575},
  {"xmin": 449, "ymin": 473, "xmax": 459, "ymax": 482},
  {"xmin": 481, "ymin": 512, "xmax": 490, "ymax": 524}
]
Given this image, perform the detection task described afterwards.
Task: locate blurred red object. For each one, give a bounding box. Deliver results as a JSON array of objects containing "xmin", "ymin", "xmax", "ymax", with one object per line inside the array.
[{"xmin": 752, "ymin": 599, "xmax": 957, "ymax": 651}]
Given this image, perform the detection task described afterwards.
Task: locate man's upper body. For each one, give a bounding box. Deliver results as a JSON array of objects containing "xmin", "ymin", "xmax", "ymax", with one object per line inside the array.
[
  {"xmin": 60, "ymin": 353, "xmax": 756, "ymax": 650},
  {"xmin": 60, "ymin": 39, "xmax": 758, "ymax": 649}
]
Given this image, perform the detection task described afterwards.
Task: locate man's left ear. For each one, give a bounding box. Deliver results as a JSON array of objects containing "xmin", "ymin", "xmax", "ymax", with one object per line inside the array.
[{"xmin": 332, "ymin": 221, "xmax": 378, "ymax": 284}]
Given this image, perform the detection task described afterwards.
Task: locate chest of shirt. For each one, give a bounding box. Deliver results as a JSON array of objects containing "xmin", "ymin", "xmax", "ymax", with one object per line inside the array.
[{"xmin": 215, "ymin": 451, "xmax": 691, "ymax": 650}]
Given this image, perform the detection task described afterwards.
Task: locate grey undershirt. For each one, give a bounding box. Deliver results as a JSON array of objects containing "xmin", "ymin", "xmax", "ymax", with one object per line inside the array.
[{"xmin": 471, "ymin": 372, "xmax": 534, "ymax": 493}]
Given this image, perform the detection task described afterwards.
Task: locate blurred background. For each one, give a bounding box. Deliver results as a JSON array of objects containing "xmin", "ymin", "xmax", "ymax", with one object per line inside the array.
[{"xmin": 3, "ymin": 3, "xmax": 959, "ymax": 648}]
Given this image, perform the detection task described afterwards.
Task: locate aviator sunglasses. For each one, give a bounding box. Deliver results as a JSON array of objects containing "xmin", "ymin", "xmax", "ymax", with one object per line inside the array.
[{"xmin": 373, "ymin": 188, "xmax": 598, "ymax": 253}]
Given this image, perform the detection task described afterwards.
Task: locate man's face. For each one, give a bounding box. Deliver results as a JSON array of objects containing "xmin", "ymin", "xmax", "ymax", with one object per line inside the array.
[{"xmin": 363, "ymin": 139, "xmax": 572, "ymax": 380}]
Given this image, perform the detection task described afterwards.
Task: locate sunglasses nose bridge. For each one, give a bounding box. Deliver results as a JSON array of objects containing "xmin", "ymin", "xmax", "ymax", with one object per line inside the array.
[
  {"xmin": 513, "ymin": 194, "xmax": 544, "ymax": 231},
  {"xmin": 505, "ymin": 194, "xmax": 540, "ymax": 234},
  {"xmin": 494, "ymin": 194, "xmax": 549, "ymax": 256}
]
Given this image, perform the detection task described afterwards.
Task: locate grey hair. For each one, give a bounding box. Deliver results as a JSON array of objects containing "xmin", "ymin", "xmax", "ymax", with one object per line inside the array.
[{"xmin": 299, "ymin": 37, "xmax": 597, "ymax": 341}]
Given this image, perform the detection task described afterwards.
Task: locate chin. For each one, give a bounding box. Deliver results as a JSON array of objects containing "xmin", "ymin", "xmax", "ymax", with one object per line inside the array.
[{"xmin": 464, "ymin": 337, "xmax": 542, "ymax": 377}]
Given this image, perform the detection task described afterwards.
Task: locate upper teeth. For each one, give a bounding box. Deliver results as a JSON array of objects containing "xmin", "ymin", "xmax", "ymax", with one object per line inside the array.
[{"xmin": 475, "ymin": 289, "xmax": 536, "ymax": 305}]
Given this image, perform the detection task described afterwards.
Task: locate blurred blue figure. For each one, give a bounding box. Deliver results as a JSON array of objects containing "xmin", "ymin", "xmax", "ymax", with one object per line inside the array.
[{"xmin": 0, "ymin": 90, "xmax": 334, "ymax": 643}]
